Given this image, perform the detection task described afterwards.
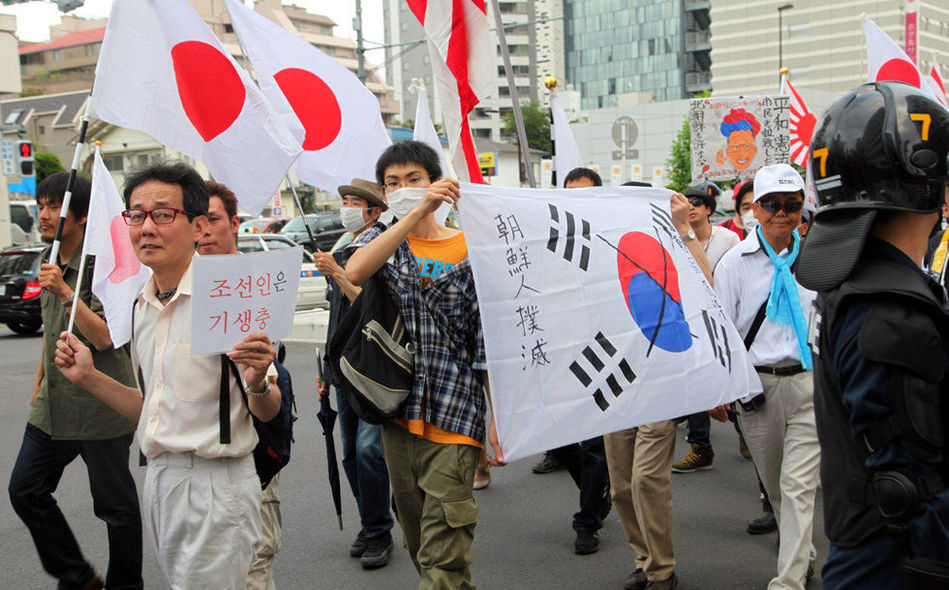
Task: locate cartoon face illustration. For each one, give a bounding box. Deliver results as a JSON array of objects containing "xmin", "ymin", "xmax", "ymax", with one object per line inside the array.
[
  {"xmin": 717, "ymin": 108, "xmax": 761, "ymax": 171},
  {"xmin": 726, "ymin": 129, "xmax": 758, "ymax": 169}
]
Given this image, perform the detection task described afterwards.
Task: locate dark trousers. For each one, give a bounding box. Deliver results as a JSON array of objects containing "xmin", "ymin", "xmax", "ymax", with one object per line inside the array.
[
  {"xmin": 550, "ymin": 437, "xmax": 611, "ymax": 532},
  {"xmin": 336, "ymin": 387, "xmax": 394, "ymax": 540},
  {"xmin": 8, "ymin": 424, "xmax": 143, "ymax": 590},
  {"xmin": 685, "ymin": 411, "xmax": 713, "ymax": 454},
  {"xmin": 823, "ymin": 534, "xmax": 903, "ymax": 590}
]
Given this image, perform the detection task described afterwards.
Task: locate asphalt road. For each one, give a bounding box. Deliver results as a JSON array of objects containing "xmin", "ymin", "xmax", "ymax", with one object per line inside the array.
[{"xmin": 0, "ymin": 326, "xmax": 826, "ymax": 589}]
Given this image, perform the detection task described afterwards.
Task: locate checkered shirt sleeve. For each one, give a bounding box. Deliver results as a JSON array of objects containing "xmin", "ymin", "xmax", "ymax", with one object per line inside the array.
[{"xmin": 346, "ymin": 226, "xmax": 488, "ymax": 442}]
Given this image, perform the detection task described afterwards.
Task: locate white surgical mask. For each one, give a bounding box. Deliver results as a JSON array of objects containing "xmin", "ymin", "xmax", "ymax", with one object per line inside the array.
[
  {"xmin": 385, "ymin": 187, "xmax": 427, "ymax": 219},
  {"xmin": 339, "ymin": 206, "xmax": 368, "ymax": 234},
  {"xmin": 741, "ymin": 210, "xmax": 758, "ymax": 233}
]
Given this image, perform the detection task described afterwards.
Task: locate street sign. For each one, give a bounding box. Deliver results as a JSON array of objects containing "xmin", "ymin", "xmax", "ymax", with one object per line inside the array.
[
  {"xmin": 0, "ymin": 139, "xmax": 16, "ymax": 177},
  {"xmin": 611, "ymin": 116, "xmax": 639, "ymax": 160}
]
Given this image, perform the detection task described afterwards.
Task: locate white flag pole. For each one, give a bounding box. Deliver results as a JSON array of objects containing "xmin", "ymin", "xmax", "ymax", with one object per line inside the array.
[
  {"xmin": 65, "ymin": 144, "xmax": 98, "ymax": 336},
  {"xmin": 48, "ymin": 95, "xmax": 93, "ymax": 266}
]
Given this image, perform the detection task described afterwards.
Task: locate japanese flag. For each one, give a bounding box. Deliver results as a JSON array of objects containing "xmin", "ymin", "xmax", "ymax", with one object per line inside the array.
[
  {"xmin": 90, "ymin": 0, "xmax": 301, "ymax": 216},
  {"xmin": 83, "ymin": 148, "xmax": 152, "ymax": 348},
  {"xmin": 864, "ymin": 18, "xmax": 945, "ymax": 102},
  {"xmin": 457, "ymin": 183, "xmax": 759, "ymax": 461},
  {"xmin": 224, "ymin": 0, "xmax": 391, "ymax": 192},
  {"xmin": 931, "ymin": 58, "xmax": 948, "ymax": 106}
]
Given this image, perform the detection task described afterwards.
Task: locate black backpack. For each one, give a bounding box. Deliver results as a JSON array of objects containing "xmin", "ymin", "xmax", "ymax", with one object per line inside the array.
[
  {"xmin": 327, "ymin": 270, "xmax": 414, "ymax": 424},
  {"xmin": 221, "ymin": 352, "xmax": 296, "ymax": 489}
]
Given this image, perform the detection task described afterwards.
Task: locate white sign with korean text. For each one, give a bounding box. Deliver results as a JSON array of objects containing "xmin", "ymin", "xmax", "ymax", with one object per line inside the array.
[
  {"xmin": 458, "ymin": 183, "xmax": 760, "ymax": 462},
  {"xmin": 191, "ymin": 249, "xmax": 302, "ymax": 354}
]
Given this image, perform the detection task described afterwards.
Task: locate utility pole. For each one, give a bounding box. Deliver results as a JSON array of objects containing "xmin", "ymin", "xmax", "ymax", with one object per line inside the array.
[{"xmin": 354, "ymin": 0, "xmax": 367, "ymax": 82}]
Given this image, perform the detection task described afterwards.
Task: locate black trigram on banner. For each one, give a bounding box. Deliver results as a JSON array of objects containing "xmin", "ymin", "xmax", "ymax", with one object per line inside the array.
[
  {"xmin": 569, "ymin": 332, "xmax": 637, "ymax": 412},
  {"xmin": 701, "ymin": 309, "xmax": 732, "ymax": 372},
  {"xmin": 547, "ymin": 204, "xmax": 592, "ymax": 271},
  {"xmin": 650, "ymin": 202, "xmax": 675, "ymax": 240}
]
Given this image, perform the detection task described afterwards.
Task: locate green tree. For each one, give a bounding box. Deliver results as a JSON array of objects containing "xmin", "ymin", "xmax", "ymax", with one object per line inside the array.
[
  {"xmin": 502, "ymin": 101, "xmax": 551, "ymax": 153},
  {"xmin": 665, "ymin": 116, "xmax": 691, "ymax": 192},
  {"xmin": 35, "ymin": 152, "xmax": 65, "ymax": 183},
  {"xmin": 665, "ymin": 90, "xmax": 711, "ymax": 192}
]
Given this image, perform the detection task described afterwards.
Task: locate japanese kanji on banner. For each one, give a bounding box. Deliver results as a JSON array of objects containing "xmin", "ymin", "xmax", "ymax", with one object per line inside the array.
[
  {"xmin": 457, "ymin": 184, "xmax": 760, "ymax": 462},
  {"xmin": 191, "ymin": 249, "xmax": 302, "ymax": 354},
  {"xmin": 690, "ymin": 96, "xmax": 790, "ymax": 181}
]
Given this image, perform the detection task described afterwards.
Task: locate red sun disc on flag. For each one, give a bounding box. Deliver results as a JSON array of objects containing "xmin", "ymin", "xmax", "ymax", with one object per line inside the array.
[
  {"xmin": 877, "ymin": 58, "xmax": 921, "ymax": 88},
  {"xmin": 171, "ymin": 41, "xmax": 246, "ymax": 142},
  {"xmin": 108, "ymin": 215, "xmax": 142, "ymax": 284},
  {"xmin": 274, "ymin": 68, "xmax": 343, "ymax": 151}
]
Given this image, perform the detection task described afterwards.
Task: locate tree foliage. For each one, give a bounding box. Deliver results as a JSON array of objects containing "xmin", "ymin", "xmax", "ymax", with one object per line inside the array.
[
  {"xmin": 665, "ymin": 116, "xmax": 691, "ymax": 192},
  {"xmin": 502, "ymin": 101, "xmax": 551, "ymax": 153},
  {"xmin": 36, "ymin": 152, "xmax": 65, "ymax": 183}
]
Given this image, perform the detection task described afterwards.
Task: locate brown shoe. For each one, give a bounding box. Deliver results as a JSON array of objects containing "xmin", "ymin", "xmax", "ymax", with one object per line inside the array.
[
  {"xmin": 672, "ymin": 445, "xmax": 713, "ymax": 473},
  {"xmin": 738, "ymin": 434, "xmax": 752, "ymax": 460},
  {"xmin": 80, "ymin": 574, "xmax": 104, "ymax": 590}
]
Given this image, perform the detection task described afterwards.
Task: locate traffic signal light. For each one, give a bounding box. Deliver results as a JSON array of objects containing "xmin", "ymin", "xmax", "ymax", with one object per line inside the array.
[{"xmin": 17, "ymin": 140, "xmax": 34, "ymax": 178}]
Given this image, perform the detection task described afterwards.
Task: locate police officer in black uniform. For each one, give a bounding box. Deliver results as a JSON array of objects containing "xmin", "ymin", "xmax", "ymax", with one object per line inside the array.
[{"xmin": 797, "ymin": 81, "xmax": 949, "ymax": 588}]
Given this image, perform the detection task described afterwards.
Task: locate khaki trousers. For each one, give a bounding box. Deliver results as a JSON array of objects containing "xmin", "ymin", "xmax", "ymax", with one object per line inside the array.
[
  {"xmin": 247, "ymin": 474, "xmax": 281, "ymax": 590},
  {"xmin": 739, "ymin": 371, "xmax": 820, "ymax": 590},
  {"xmin": 604, "ymin": 420, "xmax": 677, "ymax": 582},
  {"xmin": 382, "ymin": 423, "xmax": 481, "ymax": 590},
  {"xmin": 144, "ymin": 452, "xmax": 261, "ymax": 590}
]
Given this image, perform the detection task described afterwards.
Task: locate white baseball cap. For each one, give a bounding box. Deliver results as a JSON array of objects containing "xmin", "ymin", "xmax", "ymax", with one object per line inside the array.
[{"xmin": 753, "ymin": 164, "xmax": 805, "ymax": 202}]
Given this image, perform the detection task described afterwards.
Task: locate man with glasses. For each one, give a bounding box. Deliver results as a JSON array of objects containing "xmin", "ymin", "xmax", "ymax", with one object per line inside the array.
[
  {"xmin": 54, "ymin": 162, "xmax": 282, "ymax": 590},
  {"xmin": 713, "ymin": 164, "xmax": 820, "ymax": 590}
]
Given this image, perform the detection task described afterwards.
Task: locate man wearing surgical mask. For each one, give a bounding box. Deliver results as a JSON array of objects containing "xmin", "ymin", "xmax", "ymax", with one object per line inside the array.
[
  {"xmin": 345, "ymin": 141, "xmax": 504, "ymax": 589},
  {"xmin": 314, "ymin": 179, "xmax": 396, "ymax": 570}
]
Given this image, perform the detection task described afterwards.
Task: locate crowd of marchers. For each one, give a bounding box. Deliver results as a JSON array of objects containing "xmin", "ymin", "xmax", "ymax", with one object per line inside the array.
[{"xmin": 7, "ymin": 80, "xmax": 948, "ymax": 590}]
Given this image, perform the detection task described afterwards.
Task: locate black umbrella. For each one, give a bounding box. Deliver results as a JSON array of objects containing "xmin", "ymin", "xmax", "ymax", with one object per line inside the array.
[{"xmin": 317, "ymin": 388, "xmax": 343, "ymax": 530}]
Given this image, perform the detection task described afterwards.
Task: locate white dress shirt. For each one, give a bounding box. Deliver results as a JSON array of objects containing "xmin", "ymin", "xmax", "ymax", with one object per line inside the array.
[
  {"xmin": 713, "ymin": 232, "xmax": 816, "ymax": 368},
  {"xmin": 132, "ymin": 259, "xmax": 258, "ymax": 459}
]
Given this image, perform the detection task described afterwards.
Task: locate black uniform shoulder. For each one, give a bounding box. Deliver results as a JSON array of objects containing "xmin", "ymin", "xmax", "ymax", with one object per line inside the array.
[{"xmin": 856, "ymin": 298, "xmax": 944, "ymax": 384}]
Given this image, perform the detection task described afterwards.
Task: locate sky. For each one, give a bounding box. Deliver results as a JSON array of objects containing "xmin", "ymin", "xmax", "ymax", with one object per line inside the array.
[{"xmin": 1, "ymin": 0, "xmax": 386, "ymax": 67}]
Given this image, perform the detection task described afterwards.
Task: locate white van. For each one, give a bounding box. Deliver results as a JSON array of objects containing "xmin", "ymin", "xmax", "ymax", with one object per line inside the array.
[{"xmin": 9, "ymin": 201, "xmax": 39, "ymax": 245}]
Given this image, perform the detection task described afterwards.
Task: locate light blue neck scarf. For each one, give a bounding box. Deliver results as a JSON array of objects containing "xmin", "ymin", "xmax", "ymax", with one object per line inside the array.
[{"xmin": 756, "ymin": 225, "xmax": 812, "ymax": 370}]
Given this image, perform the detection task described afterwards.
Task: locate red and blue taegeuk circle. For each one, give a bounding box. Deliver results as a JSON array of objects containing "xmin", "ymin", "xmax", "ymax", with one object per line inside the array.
[{"xmin": 617, "ymin": 232, "xmax": 692, "ymax": 353}]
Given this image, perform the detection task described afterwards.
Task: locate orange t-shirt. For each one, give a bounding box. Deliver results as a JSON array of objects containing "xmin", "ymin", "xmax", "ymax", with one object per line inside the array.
[{"xmin": 396, "ymin": 231, "xmax": 482, "ymax": 448}]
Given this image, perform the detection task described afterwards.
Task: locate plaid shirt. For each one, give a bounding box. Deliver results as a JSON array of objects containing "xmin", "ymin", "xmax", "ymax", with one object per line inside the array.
[{"xmin": 348, "ymin": 226, "xmax": 488, "ymax": 442}]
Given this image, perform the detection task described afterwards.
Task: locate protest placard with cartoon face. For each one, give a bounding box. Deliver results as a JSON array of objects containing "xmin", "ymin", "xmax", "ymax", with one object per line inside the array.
[{"xmin": 690, "ymin": 96, "xmax": 790, "ymax": 181}]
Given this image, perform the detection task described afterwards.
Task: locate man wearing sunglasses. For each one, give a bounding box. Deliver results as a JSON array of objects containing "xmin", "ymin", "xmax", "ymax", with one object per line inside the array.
[
  {"xmin": 54, "ymin": 162, "xmax": 281, "ymax": 589},
  {"xmin": 713, "ymin": 163, "xmax": 820, "ymax": 590}
]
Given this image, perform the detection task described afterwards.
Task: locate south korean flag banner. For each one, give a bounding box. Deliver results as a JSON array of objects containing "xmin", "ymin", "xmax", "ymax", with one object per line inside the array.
[{"xmin": 458, "ymin": 183, "xmax": 760, "ymax": 462}]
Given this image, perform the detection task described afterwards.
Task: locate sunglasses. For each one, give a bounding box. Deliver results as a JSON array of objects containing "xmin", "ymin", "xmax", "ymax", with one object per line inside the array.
[
  {"xmin": 687, "ymin": 197, "xmax": 708, "ymax": 208},
  {"xmin": 758, "ymin": 199, "xmax": 803, "ymax": 214}
]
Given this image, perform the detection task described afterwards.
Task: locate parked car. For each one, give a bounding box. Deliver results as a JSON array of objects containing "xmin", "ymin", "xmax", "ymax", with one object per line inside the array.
[
  {"xmin": 236, "ymin": 234, "xmax": 327, "ymax": 311},
  {"xmin": 0, "ymin": 245, "xmax": 44, "ymax": 334},
  {"xmin": 262, "ymin": 218, "xmax": 289, "ymax": 234},
  {"xmin": 279, "ymin": 213, "xmax": 345, "ymax": 253}
]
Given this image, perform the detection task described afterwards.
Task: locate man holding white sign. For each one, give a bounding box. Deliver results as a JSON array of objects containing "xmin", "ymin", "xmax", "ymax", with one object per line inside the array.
[{"xmin": 54, "ymin": 162, "xmax": 281, "ymax": 590}]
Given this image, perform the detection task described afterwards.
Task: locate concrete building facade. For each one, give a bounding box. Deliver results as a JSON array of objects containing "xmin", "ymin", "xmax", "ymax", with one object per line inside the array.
[{"xmin": 710, "ymin": 0, "xmax": 949, "ymax": 98}]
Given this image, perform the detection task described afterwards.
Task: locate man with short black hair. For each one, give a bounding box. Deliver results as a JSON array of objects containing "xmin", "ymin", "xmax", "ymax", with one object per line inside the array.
[
  {"xmin": 9, "ymin": 172, "xmax": 143, "ymax": 590},
  {"xmin": 563, "ymin": 166, "xmax": 602, "ymax": 188},
  {"xmin": 345, "ymin": 141, "xmax": 502, "ymax": 588},
  {"xmin": 54, "ymin": 161, "xmax": 281, "ymax": 590},
  {"xmin": 672, "ymin": 181, "xmax": 739, "ymax": 473}
]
